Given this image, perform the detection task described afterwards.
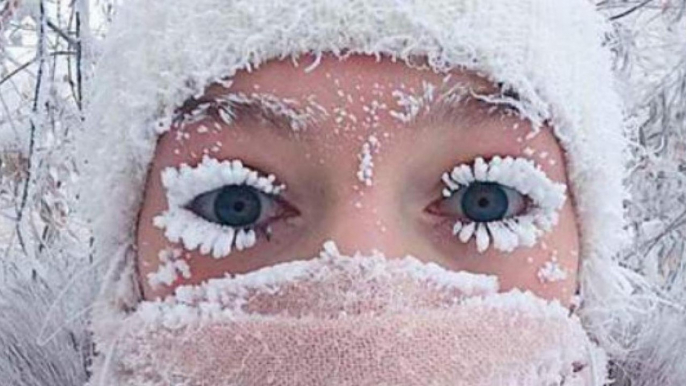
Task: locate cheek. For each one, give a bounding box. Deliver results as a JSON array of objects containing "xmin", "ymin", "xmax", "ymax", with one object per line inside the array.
[
  {"xmin": 135, "ymin": 169, "xmax": 173, "ymax": 299},
  {"xmin": 421, "ymin": 194, "xmax": 579, "ymax": 307},
  {"xmin": 492, "ymin": 200, "xmax": 580, "ymax": 306}
]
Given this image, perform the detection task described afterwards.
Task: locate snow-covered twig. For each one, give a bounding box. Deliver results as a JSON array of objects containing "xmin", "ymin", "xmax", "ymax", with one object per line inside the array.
[{"xmin": 15, "ymin": 0, "xmax": 47, "ymax": 255}]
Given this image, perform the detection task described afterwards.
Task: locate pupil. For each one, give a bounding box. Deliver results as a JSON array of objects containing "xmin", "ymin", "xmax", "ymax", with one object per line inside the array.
[
  {"xmin": 233, "ymin": 201, "xmax": 246, "ymax": 212},
  {"xmin": 214, "ymin": 185, "xmax": 262, "ymax": 227},
  {"xmin": 461, "ymin": 182, "xmax": 509, "ymax": 222}
]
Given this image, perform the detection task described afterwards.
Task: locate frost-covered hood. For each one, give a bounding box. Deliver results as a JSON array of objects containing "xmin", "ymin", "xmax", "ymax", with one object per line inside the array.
[
  {"xmin": 61, "ymin": 0, "xmax": 686, "ymax": 385},
  {"xmin": 79, "ymin": 0, "xmax": 628, "ymax": 284},
  {"xmin": 4, "ymin": 0, "xmax": 686, "ymax": 385}
]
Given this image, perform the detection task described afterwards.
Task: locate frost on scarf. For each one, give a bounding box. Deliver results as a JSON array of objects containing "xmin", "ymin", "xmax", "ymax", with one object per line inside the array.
[{"xmin": 91, "ymin": 243, "xmax": 607, "ymax": 386}]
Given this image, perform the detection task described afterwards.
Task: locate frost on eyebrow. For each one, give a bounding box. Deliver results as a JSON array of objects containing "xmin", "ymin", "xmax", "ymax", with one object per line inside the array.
[
  {"xmin": 171, "ymin": 91, "xmax": 329, "ymax": 134},
  {"xmin": 383, "ymin": 77, "xmax": 530, "ymax": 135}
]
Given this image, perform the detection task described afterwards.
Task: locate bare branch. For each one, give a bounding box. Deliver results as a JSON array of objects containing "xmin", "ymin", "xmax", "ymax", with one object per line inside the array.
[
  {"xmin": 0, "ymin": 0, "xmax": 21, "ymax": 32},
  {"xmin": 15, "ymin": 0, "xmax": 47, "ymax": 255},
  {"xmin": 609, "ymin": 0, "xmax": 657, "ymax": 21},
  {"xmin": 0, "ymin": 59, "xmax": 34, "ymax": 88},
  {"xmin": 47, "ymin": 19, "xmax": 78, "ymax": 47}
]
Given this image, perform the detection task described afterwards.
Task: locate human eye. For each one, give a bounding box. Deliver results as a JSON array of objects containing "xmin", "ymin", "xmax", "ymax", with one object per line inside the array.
[
  {"xmin": 427, "ymin": 156, "xmax": 567, "ymax": 253},
  {"xmin": 186, "ymin": 185, "xmax": 277, "ymax": 229},
  {"xmin": 152, "ymin": 155, "xmax": 292, "ymax": 259}
]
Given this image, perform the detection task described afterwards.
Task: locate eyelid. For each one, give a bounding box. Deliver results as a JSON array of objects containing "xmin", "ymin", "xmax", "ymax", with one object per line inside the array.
[
  {"xmin": 160, "ymin": 155, "xmax": 285, "ymax": 208},
  {"xmin": 442, "ymin": 156, "xmax": 566, "ymax": 213},
  {"xmin": 440, "ymin": 156, "xmax": 567, "ymax": 254}
]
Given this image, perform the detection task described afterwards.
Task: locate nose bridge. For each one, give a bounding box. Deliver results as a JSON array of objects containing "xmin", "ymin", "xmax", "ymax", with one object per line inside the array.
[{"xmin": 323, "ymin": 193, "xmax": 403, "ymax": 257}]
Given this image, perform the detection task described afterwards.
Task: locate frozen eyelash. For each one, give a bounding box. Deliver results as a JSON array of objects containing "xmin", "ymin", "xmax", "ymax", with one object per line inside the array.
[
  {"xmin": 441, "ymin": 156, "xmax": 567, "ymax": 254},
  {"xmin": 159, "ymin": 155, "xmax": 285, "ymax": 207},
  {"xmin": 153, "ymin": 155, "xmax": 285, "ymax": 259}
]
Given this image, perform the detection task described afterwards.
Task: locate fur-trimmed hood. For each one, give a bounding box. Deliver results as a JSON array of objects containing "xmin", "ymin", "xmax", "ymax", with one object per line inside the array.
[{"xmin": 2, "ymin": 0, "xmax": 686, "ymax": 385}]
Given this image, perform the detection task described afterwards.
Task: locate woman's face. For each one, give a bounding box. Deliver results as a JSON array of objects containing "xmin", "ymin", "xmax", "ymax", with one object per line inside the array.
[{"xmin": 136, "ymin": 55, "xmax": 581, "ymax": 306}]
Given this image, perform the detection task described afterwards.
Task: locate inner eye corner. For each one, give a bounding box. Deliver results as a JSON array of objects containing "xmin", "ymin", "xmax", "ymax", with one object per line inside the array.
[{"xmin": 273, "ymin": 195, "xmax": 301, "ymax": 218}]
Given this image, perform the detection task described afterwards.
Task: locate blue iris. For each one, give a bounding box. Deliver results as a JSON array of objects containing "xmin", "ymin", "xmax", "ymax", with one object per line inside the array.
[
  {"xmin": 214, "ymin": 185, "xmax": 262, "ymax": 227},
  {"xmin": 461, "ymin": 182, "xmax": 509, "ymax": 222}
]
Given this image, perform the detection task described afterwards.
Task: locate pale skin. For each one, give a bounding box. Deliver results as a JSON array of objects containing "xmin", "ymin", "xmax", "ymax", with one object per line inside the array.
[{"xmin": 136, "ymin": 55, "xmax": 581, "ymax": 306}]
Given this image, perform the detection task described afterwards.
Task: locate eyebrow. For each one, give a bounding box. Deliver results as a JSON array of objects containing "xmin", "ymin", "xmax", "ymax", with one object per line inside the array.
[
  {"xmin": 173, "ymin": 83, "xmax": 522, "ymax": 134},
  {"xmin": 419, "ymin": 87, "xmax": 523, "ymax": 130},
  {"xmin": 174, "ymin": 93, "xmax": 317, "ymax": 134}
]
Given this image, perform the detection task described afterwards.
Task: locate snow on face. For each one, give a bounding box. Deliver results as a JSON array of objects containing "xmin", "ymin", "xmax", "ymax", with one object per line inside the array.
[
  {"xmin": 136, "ymin": 55, "xmax": 580, "ymax": 308},
  {"xmin": 356, "ymin": 135, "xmax": 380, "ymax": 187}
]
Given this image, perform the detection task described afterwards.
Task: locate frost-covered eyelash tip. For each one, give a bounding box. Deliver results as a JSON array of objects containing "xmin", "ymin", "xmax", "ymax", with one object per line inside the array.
[
  {"xmin": 153, "ymin": 155, "xmax": 285, "ymax": 259},
  {"xmin": 442, "ymin": 156, "xmax": 566, "ymax": 254}
]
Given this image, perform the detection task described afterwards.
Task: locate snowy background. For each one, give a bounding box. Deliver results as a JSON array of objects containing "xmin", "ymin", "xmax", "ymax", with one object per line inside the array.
[{"xmin": 0, "ymin": 0, "xmax": 685, "ymax": 334}]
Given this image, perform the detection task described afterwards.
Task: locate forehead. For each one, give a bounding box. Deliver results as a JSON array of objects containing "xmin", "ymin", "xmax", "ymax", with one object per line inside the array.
[
  {"xmin": 160, "ymin": 55, "xmax": 565, "ymax": 185},
  {"xmin": 223, "ymin": 54, "xmax": 498, "ymax": 101},
  {"xmin": 171, "ymin": 55, "xmax": 521, "ymax": 149}
]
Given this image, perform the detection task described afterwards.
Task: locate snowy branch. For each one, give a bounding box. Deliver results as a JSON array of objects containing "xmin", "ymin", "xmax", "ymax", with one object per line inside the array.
[
  {"xmin": 15, "ymin": 0, "xmax": 46, "ymax": 255},
  {"xmin": 609, "ymin": 0, "xmax": 656, "ymax": 20}
]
